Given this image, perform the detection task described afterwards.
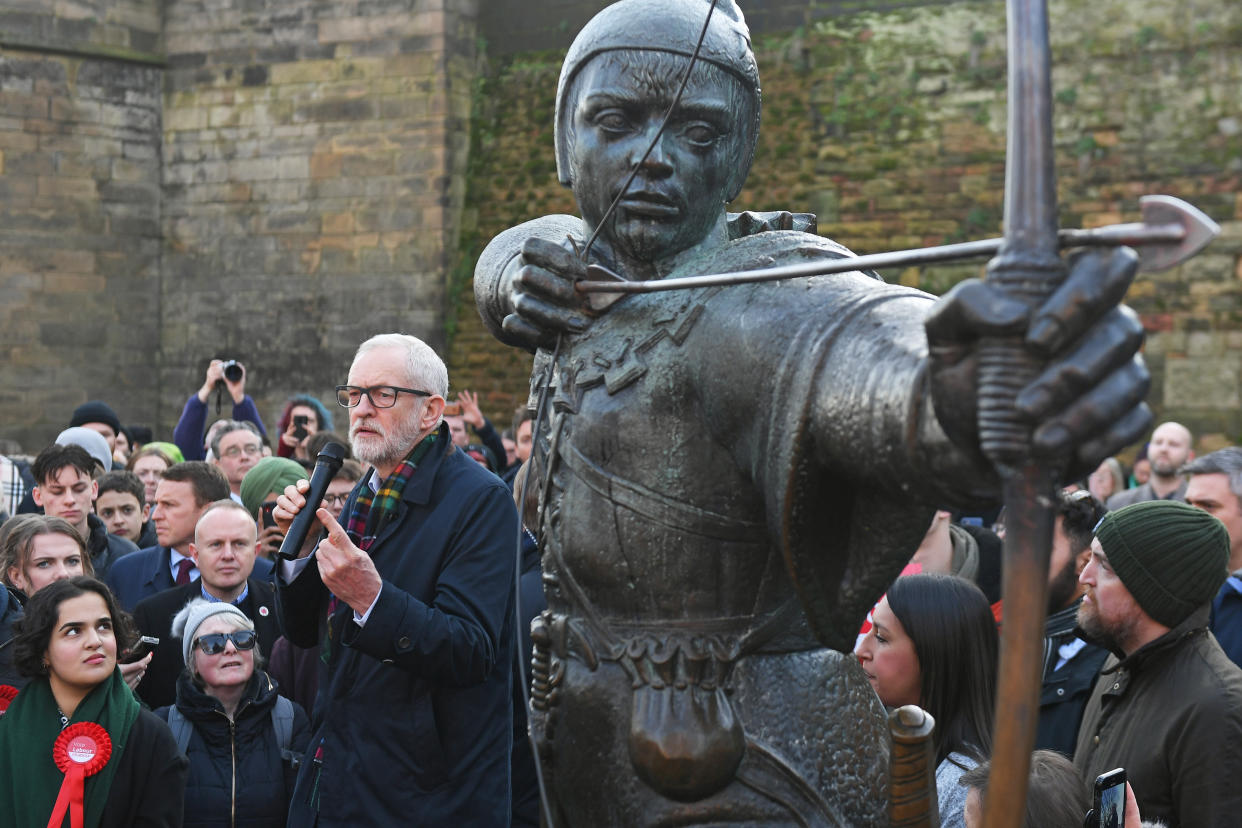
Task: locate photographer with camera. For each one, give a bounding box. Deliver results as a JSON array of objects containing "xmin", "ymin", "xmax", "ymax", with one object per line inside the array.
[{"xmin": 173, "ymin": 359, "xmax": 268, "ymax": 462}]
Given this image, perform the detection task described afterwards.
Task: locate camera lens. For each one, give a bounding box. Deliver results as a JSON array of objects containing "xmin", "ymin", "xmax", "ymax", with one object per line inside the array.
[{"xmin": 221, "ymin": 360, "xmax": 243, "ymax": 382}]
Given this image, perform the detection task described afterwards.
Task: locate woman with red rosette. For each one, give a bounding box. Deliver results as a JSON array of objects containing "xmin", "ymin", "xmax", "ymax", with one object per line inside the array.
[{"xmin": 0, "ymin": 576, "xmax": 187, "ymax": 827}]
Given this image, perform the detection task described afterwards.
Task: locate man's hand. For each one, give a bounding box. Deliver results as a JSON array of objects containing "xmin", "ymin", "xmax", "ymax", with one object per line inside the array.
[
  {"xmin": 457, "ymin": 390, "xmax": 485, "ymax": 430},
  {"xmin": 273, "ymin": 479, "xmax": 311, "ymax": 554},
  {"xmin": 196, "ymin": 359, "xmax": 225, "ymax": 403},
  {"xmin": 925, "ymin": 247, "xmax": 1152, "ymax": 480},
  {"xmin": 501, "ymin": 237, "xmax": 592, "ymax": 351},
  {"xmin": 314, "ymin": 507, "xmax": 382, "ymax": 617},
  {"xmin": 223, "ymin": 361, "xmax": 246, "ymax": 404},
  {"xmin": 119, "ymin": 652, "xmax": 152, "ymax": 691},
  {"xmin": 257, "ymin": 525, "xmax": 284, "ymax": 559}
]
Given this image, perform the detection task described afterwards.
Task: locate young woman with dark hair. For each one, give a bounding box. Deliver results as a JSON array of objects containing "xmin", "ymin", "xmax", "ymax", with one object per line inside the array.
[
  {"xmin": 0, "ymin": 576, "xmax": 187, "ymax": 827},
  {"xmin": 854, "ymin": 573, "xmax": 998, "ymax": 828}
]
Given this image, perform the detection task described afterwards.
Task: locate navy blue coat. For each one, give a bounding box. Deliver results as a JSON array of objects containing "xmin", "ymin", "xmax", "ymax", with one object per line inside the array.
[
  {"xmin": 106, "ymin": 544, "xmax": 273, "ymax": 612},
  {"xmin": 1211, "ymin": 575, "xmax": 1242, "ymax": 669},
  {"xmin": 278, "ymin": 426, "xmax": 518, "ymax": 826}
]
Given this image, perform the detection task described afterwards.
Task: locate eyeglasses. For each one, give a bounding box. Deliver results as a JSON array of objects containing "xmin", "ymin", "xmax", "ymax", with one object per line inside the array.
[
  {"xmin": 195, "ymin": 630, "xmax": 257, "ymax": 655},
  {"xmin": 324, "ymin": 493, "xmax": 350, "ymax": 506},
  {"xmin": 336, "ymin": 385, "xmax": 431, "ymax": 409},
  {"xmin": 220, "ymin": 444, "xmax": 262, "ymax": 459}
]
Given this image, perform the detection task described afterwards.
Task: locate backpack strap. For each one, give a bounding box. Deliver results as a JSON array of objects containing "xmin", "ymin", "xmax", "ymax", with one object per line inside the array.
[
  {"xmin": 166, "ymin": 706, "xmax": 192, "ymax": 757},
  {"xmin": 271, "ymin": 695, "xmax": 299, "ymax": 766}
]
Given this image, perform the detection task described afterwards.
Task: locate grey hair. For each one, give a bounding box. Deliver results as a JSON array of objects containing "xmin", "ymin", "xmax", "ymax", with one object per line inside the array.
[
  {"xmin": 1182, "ymin": 447, "xmax": 1242, "ymax": 499},
  {"xmin": 353, "ymin": 333, "xmax": 449, "ymax": 399},
  {"xmin": 208, "ymin": 419, "xmax": 262, "ymax": 459}
]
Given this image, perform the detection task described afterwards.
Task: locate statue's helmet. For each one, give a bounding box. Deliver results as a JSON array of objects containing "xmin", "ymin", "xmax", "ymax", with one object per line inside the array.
[{"xmin": 554, "ymin": 0, "xmax": 761, "ymax": 203}]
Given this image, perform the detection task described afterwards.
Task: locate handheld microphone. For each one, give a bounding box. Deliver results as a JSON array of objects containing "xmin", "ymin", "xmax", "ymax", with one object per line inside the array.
[{"xmin": 277, "ymin": 442, "xmax": 346, "ymax": 560}]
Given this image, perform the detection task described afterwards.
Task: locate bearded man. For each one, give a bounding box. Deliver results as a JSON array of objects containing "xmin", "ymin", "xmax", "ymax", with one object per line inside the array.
[{"xmin": 274, "ymin": 333, "xmax": 518, "ymax": 825}]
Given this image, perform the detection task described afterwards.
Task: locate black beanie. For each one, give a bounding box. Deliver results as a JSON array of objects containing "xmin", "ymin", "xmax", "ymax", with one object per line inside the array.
[
  {"xmin": 1095, "ymin": 500, "xmax": 1229, "ymax": 628},
  {"xmin": 69, "ymin": 400, "xmax": 122, "ymax": 435}
]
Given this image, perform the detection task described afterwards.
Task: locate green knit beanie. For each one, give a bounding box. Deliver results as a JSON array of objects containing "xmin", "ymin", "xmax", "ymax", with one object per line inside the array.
[
  {"xmin": 1095, "ymin": 500, "xmax": 1229, "ymax": 628},
  {"xmin": 239, "ymin": 457, "xmax": 308, "ymax": 521}
]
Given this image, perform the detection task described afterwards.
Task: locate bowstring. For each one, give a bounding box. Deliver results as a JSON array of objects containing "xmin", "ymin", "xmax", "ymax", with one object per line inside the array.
[{"xmin": 518, "ymin": 4, "xmax": 721, "ymax": 825}]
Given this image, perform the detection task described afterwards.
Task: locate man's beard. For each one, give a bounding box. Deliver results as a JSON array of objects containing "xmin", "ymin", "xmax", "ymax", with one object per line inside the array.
[
  {"xmin": 1076, "ymin": 594, "xmax": 1140, "ymax": 654},
  {"xmin": 1150, "ymin": 457, "xmax": 1182, "ymax": 477},
  {"xmin": 1047, "ymin": 555, "xmax": 1082, "ymax": 614},
  {"xmin": 350, "ymin": 414, "xmax": 424, "ymax": 471}
]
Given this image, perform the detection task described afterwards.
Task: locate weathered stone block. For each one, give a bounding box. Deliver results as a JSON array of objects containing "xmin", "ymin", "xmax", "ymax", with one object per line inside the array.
[{"xmin": 1163, "ymin": 356, "xmax": 1241, "ymax": 409}]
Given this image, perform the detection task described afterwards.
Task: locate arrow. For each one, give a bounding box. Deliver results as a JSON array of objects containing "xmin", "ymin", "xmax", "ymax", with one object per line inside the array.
[{"xmin": 574, "ymin": 194, "xmax": 1218, "ymax": 306}]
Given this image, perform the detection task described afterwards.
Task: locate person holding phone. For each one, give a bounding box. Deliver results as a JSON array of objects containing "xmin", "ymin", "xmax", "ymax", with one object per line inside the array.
[
  {"xmin": 1, "ymin": 516, "xmax": 152, "ymax": 691},
  {"xmin": 239, "ymin": 457, "xmax": 310, "ymax": 560},
  {"xmin": 274, "ymin": 395, "xmax": 333, "ymax": 463},
  {"xmin": 1074, "ymin": 501, "xmax": 1242, "ymax": 827}
]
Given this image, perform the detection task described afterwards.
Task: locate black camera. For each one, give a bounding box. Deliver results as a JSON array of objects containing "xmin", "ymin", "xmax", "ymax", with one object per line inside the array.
[{"xmin": 220, "ymin": 360, "xmax": 243, "ymax": 383}]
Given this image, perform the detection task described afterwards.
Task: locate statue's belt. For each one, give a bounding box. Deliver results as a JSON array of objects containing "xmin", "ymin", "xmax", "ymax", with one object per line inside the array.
[{"xmin": 532, "ymin": 604, "xmax": 805, "ymax": 802}]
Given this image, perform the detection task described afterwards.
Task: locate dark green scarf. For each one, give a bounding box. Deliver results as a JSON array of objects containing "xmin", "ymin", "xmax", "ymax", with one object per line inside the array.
[{"xmin": 0, "ymin": 668, "xmax": 139, "ymax": 828}]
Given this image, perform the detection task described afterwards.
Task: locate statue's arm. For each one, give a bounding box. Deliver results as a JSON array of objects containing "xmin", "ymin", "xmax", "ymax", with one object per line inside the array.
[{"xmin": 474, "ymin": 214, "xmax": 586, "ymax": 352}]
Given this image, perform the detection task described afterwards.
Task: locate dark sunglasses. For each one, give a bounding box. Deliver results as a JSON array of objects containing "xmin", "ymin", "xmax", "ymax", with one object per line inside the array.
[{"xmin": 195, "ymin": 630, "xmax": 257, "ymax": 655}]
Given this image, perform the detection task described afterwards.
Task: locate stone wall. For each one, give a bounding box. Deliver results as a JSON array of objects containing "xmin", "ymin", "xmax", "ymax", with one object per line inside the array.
[
  {"xmin": 161, "ymin": 0, "xmax": 479, "ymax": 441},
  {"xmin": 450, "ymin": 0, "xmax": 1242, "ymax": 451},
  {"xmin": 0, "ymin": 1, "xmax": 163, "ymax": 451}
]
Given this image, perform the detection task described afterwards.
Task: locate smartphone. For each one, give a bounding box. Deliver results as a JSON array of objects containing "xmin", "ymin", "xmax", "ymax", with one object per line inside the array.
[
  {"xmin": 261, "ymin": 501, "xmax": 278, "ymax": 530},
  {"xmin": 1091, "ymin": 768, "xmax": 1126, "ymax": 828},
  {"xmin": 443, "ymin": 401, "xmax": 462, "ymax": 416},
  {"xmin": 291, "ymin": 414, "xmax": 309, "ymax": 441},
  {"xmin": 120, "ymin": 635, "xmax": 159, "ymax": 664}
]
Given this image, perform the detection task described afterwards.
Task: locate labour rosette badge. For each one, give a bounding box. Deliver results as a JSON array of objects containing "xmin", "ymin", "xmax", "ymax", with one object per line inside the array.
[
  {"xmin": 48, "ymin": 722, "xmax": 111, "ymax": 828},
  {"xmin": 0, "ymin": 684, "xmax": 17, "ymax": 715}
]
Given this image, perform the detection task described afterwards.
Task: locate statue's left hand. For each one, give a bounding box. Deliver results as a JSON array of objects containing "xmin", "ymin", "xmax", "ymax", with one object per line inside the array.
[{"xmin": 925, "ymin": 247, "xmax": 1152, "ymax": 478}]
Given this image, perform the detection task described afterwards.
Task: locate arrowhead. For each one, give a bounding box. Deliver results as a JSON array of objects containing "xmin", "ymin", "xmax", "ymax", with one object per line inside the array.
[{"xmin": 1137, "ymin": 195, "xmax": 1221, "ymax": 272}]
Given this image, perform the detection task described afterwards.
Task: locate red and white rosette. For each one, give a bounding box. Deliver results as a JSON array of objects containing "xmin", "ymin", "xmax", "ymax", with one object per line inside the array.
[
  {"xmin": 0, "ymin": 684, "xmax": 17, "ymax": 715},
  {"xmin": 48, "ymin": 722, "xmax": 111, "ymax": 828}
]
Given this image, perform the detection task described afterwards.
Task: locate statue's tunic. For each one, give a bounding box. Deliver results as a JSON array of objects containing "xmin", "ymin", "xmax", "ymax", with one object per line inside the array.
[{"xmin": 476, "ymin": 214, "xmax": 992, "ymax": 826}]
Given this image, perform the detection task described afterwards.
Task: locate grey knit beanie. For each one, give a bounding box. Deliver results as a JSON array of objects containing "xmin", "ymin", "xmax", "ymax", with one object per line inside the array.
[
  {"xmin": 1095, "ymin": 500, "xmax": 1229, "ymax": 628},
  {"xmin": 171, "ymin": 598, "xmax": 254, "ymax": 667}
]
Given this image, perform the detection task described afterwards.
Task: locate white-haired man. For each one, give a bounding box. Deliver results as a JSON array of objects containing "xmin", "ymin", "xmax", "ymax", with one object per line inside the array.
[{"xmin": 274, "ymin": 333, "xmax": 518, "ymax": 826}]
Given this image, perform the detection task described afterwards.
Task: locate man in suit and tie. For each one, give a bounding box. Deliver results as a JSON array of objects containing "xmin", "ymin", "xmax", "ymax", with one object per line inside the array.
[
  {"xmin": 131, "ymin": 498, "xmax": 281, "ymax": 709},
  {"xmin": 106, "ymin": 461, "xmax": 272, "ymax": 611}
]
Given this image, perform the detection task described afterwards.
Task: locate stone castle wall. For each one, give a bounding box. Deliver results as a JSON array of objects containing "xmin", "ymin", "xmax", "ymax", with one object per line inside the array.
[
  {"xmin": 0, "ymin": 0, "xmax": 1238, "ymax": 456},
  {"xmin": 452, "ymin": 0, "xmax": 1242, "ymax": 452},
  {"xmin": 0, "ymin": 1, "xmax": 163, "ymax": 451},
  {"xmin": 159, "ymin": 0, "xmax": 478, "ymax": 442}
]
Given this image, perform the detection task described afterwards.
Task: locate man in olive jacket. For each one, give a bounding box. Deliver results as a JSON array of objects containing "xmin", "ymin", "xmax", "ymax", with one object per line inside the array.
[{"xmin": 1074, "ymin": 500, "xmax": 1242, "ymax": 827}]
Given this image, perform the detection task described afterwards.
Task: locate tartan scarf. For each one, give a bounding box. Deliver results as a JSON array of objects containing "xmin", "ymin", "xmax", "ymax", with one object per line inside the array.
[
  {"xmin": 322, "ymin": 432, "xmax": 439, "ymax": 667},
  {"xmin": 345, "ymin": 431, "xmax": 438, "ymax": 551}
]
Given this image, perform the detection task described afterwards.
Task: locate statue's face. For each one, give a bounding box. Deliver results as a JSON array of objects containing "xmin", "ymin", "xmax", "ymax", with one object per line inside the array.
[{"xmin": 566, "ymin": 52, "xmax": 746, "ymax": 265}]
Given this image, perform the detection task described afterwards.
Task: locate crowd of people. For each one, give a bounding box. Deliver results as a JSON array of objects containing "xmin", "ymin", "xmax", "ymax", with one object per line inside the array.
[
  {"xmin": 0, "ymin": 343, "xmax": 538, "ymax": 827},
  {"xmin": 1, "ymin": 335, "xmax": 1240, "ymax": 827},
  {"xmin": 0, "ymin": 0, "xmax": 1235, "ymax": 820}
]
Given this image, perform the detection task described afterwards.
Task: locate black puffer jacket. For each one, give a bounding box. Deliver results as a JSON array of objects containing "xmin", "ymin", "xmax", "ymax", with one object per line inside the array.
[{"xmin": 156, "ymin": 670, "xmax": 310, "ymax": 828}]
